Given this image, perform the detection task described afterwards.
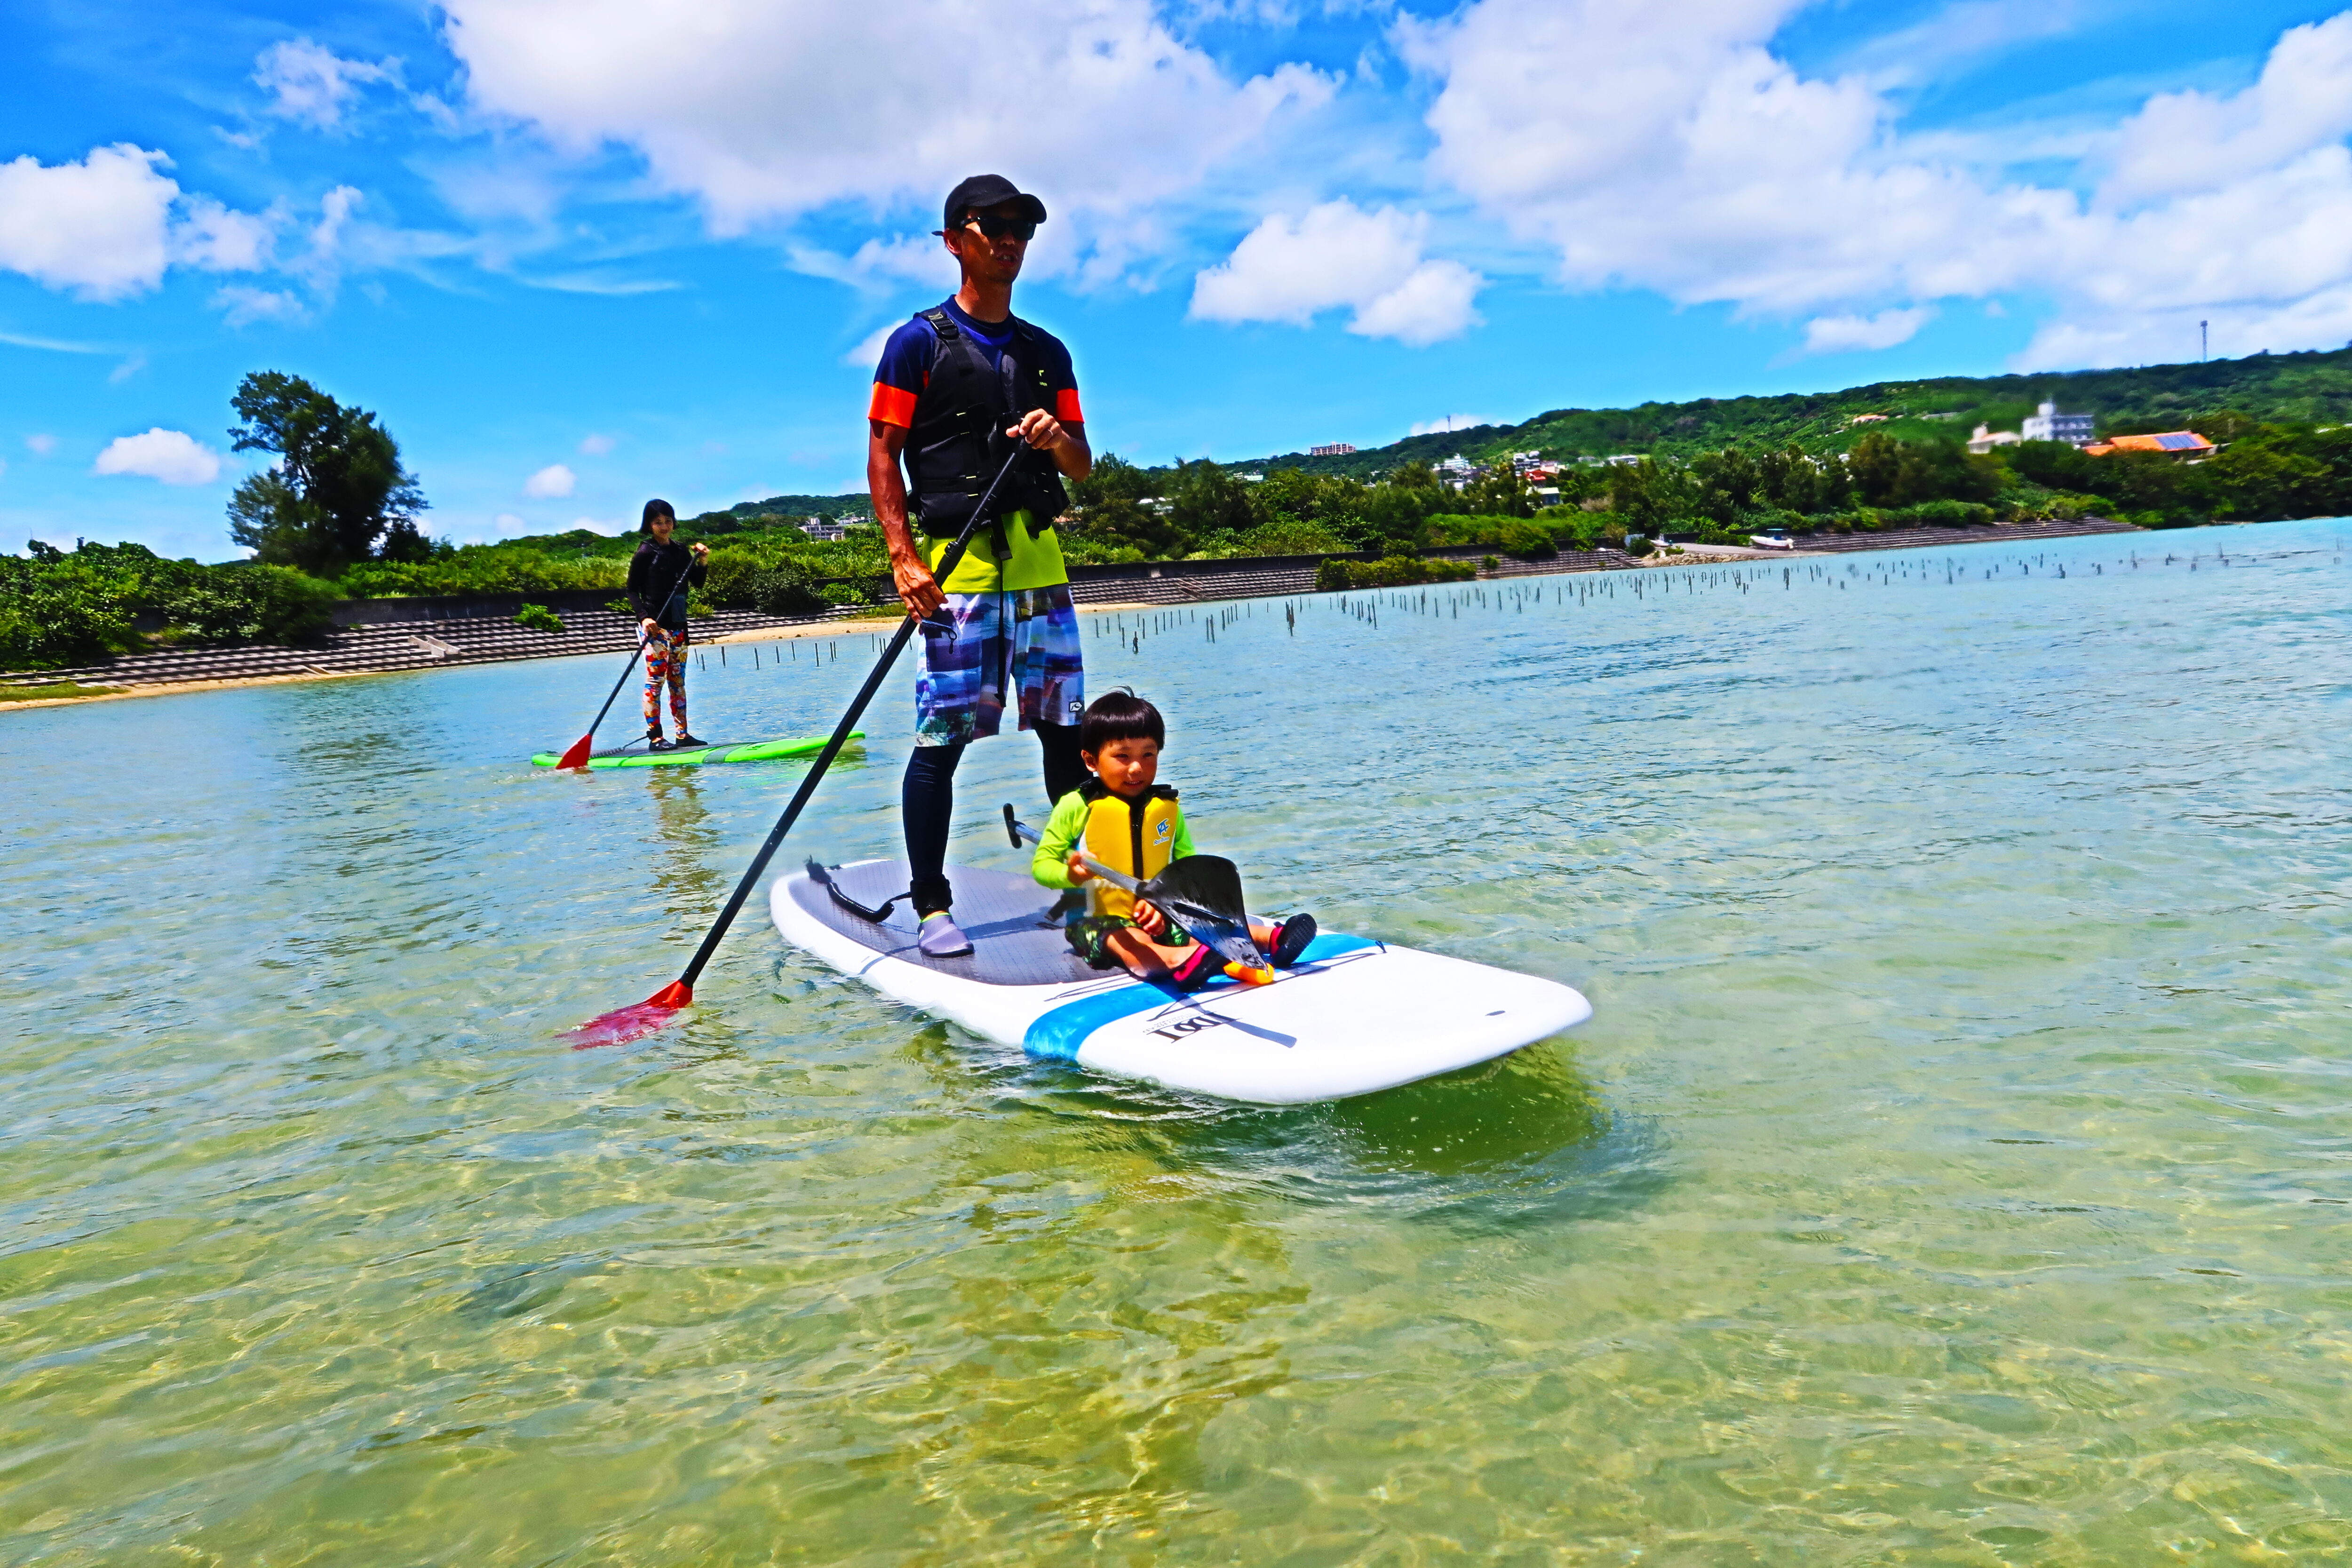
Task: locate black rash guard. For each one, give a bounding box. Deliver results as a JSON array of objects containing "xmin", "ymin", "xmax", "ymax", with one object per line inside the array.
[{"xmin": 628, "ymin": 538, "xmax": 707, "ymax": 632}]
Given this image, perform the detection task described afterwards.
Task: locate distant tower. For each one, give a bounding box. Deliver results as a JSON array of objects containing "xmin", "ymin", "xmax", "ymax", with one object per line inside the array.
[{"xmin": 2201, "ymin": 320, "xmax": 2209, "ymax": 361}]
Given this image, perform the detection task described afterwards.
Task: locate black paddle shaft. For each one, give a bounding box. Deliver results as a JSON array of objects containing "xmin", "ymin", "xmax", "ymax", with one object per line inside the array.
[{"xmin": 668, "ymin": 447, "xmax": 1029, "ymax": 992}]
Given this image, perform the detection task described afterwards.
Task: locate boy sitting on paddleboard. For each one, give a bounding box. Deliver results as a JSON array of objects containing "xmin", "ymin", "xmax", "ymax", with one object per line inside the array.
[{"xmin": 1031, "ymin": 690, "xmax": 1316, "ymax": 991}]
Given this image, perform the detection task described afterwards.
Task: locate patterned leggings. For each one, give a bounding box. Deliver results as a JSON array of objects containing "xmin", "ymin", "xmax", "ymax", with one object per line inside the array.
[{"xmin": 642, "ymin": 626, "xmax": 689, "ymax": 733}]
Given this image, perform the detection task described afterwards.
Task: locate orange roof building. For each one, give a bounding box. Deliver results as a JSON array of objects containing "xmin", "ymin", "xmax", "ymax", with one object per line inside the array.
[{"xmin": 2083, "ymin": 431, "xmax": 2214, "ymax": 458}]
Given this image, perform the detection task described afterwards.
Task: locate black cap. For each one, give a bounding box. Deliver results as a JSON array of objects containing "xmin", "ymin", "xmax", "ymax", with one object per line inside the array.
[{"xmin": 941, "ymin": 174, "xmax": 1047, "ymax": 232}]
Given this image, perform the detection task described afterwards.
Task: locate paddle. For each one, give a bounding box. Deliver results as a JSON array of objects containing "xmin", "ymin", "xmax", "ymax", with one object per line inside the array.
[
  {"xmin": 553, "ymin": 560, "xmax": 690, "ymax": 770},
  {"xmin": 566, "ymin": 446, "xmax": 1029, "ymax": 1047},
  {"xmin": 1002, "ymin": 806, "xmax": 1273, "ymax": 982}
]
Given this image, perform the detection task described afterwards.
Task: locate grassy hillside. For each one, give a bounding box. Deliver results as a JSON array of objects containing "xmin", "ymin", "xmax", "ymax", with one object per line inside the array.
[{"xmin": 1225, "ymin": 346, "xmax": 2352, "ymax": 478}]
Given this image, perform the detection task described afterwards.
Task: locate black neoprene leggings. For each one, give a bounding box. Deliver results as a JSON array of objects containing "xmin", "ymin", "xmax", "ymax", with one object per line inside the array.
[{"xmin": 905, "ymin": 721, "xmax": 1086, "ymax": 916}]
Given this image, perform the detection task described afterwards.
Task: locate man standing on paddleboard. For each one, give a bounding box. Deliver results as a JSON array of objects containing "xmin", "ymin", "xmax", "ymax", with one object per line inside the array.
[{"xmin": 868, "ymin": 174, "xmax": 1092, "ymax": 957}]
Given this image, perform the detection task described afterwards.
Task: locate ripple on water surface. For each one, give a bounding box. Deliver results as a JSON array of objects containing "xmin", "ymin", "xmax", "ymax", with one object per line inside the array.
[{"xmin": 5, "ymin": 519, "xmax": 2352, "ymax": 1564}]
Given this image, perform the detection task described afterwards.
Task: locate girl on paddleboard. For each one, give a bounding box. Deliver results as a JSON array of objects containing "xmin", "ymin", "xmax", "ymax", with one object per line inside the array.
[
  {"xmin": 628, "ymin": 499, "xmax": 709, "ymax": 751},
  {"xmin": 1031, "ymin": 691, "xmax": 1317, "ymax": 991}
]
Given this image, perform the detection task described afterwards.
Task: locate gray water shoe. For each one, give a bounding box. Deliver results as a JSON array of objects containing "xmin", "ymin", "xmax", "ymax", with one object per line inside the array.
[{"xmin": 917, "ymin": 911, "xmax": 973, "ymax": 957}]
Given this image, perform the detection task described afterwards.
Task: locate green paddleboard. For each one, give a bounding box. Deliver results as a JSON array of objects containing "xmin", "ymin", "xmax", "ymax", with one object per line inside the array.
[{"xmin": 532, "ymin": 733, "xmax": 859, "ymax": 769}]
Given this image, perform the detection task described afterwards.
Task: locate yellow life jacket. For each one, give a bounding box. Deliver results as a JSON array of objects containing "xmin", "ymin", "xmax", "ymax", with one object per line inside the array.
[{"xmin": 1079, "ymin": 782, "xmax": 1182, "ymax": 920}]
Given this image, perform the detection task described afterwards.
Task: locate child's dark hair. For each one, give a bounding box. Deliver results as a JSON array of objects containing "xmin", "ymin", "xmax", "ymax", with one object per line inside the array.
[
  {"xmin": 1080, "ymin": 689, "xmax": 1164, "ymax": 753},
  {"xmin": 640, "ymin": 498, "xmax": 676, "ymax": 533}
]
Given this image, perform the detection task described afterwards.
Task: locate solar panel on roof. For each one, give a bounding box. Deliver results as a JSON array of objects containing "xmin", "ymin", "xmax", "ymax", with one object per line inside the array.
[{"xmin": 2155, "ymin": 432, "xmax": 2203, "ymax": 450}]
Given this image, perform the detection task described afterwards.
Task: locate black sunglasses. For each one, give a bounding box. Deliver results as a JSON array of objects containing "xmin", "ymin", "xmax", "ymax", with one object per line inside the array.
[{"xmin": 961, "ymin": 214, "xmax": 1036, "ymax": 242}]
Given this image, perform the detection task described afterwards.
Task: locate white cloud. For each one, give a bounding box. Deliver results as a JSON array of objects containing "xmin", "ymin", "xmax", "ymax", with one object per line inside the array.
[
  {"xmin": 1835, "ymin": 0, "xmax": 2086, "ymax": 85},
  {"xmin": 215, "ymin": 286, "xmax": 308, "ymax": 327},
  {"xmin": 2103, "ymin": 15, "xmax": 2352, "ymax": 207},
  {"xmin": 26, "ymin": 434, "xmax": 57, "ymax": 455},
  {"xmin": 569, "ymin": 515, "xmax": 625, "ymax": 535},
  {"xmin": 0, "ymin": 144, "xmax": 273, "ymax": 302},
  {"xmin": 520, "ymin": 273, "xmax": 680, "ymax": 295},
  {"xmin": 524, "ymin": 462, "xmax": 576, "ymax": 498},
  {"xmin": 174, "ymin": 197, "xmax": 276, "ymax": 271},
  {"xmin": 1190, "ymin": 199, "xmax": 1484, "ymax": 344},
  {"xmin": 842, "ymin": 321, "xmax": 898, "ymax": 368},
  {"xmin": 1408, "ymin": 0, "xmax": 2352, "ymax": 368},
  {"xmin": 93, "ymin": 429, "xmax": 222, "ymax": 486},
  {"xmin": 790, "ymin": 234, "xmax": 956, "ymax": 294},
  {"xmin": 1802, "ymin": 305, "xmax": 1936, "ymax": 355},
  {"xmin": 493, "ymin": 511, "xmax": 529, "ymax": 535},
  {"xmin": 255, "ymin": 38, "xmax": 397, "ymax": 130},
  {"xmin": 0, "ymin": 331, "xmax": 106, "ymax": 353},
  {"xmin": 440, "ymin": 0, "xmax": 1331, "ymax": 271},
  {"xmin": 1347, "ymin": 258, "xmax": 1483, "ymax": 346},
  {"xmin": 309, "ymin": 185, "xmax": 364, "ymax": 263},
  {"xmin": 578, "ymin": 433, "xmax": 615, "ymax": 456},
  {"xmin": 0, "ymin": 146, "xmax": 178, "ymax": 301}
]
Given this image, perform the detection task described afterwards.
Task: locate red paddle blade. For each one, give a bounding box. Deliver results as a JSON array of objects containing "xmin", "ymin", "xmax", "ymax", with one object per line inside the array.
[
  {"xmin": 566, "ymin": 980, "xmax": 692, "ymax": 1049},
  {"xmin": 554, "ymin": 732, "xmax": 596, "ymax": 770}
]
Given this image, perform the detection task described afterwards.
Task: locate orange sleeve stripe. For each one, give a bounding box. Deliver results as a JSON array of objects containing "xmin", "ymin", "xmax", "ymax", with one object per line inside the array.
[
  {"xmin": 868, "ymin": 383, "xmax": 917, "ymax": 428},
  {"xmin": 1055, "ymin": 388, "xmax": 1084, "ymax": 424}
]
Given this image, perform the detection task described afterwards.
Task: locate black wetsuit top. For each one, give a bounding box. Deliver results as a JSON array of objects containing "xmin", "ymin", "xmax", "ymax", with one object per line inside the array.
[{"xmin": 628, "ymin": 539, "xmax": 706, "ymax": 633}]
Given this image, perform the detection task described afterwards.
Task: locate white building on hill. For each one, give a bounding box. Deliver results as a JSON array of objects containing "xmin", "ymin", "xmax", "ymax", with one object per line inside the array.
[{"xmin": 2021, "ymin": 400, "xmax": 2095, "ymax": 445}]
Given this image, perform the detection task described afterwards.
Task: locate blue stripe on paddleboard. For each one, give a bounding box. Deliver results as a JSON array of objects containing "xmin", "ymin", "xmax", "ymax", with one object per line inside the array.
[{"xmin": 1020, "ymin": 932, "xmax": 1382, "ymax": 1062}]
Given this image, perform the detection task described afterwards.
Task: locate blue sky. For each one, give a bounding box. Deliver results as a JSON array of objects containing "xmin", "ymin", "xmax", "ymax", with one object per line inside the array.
[{"xmin": 4, "ymin": 0, "xmax": 2349, "ymax": 561}]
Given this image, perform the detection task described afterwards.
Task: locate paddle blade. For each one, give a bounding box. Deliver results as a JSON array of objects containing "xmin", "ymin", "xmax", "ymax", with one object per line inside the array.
[
  {"xmin": 566, "ymin": 979, "xmax": 691, "ymax": 1049},
  {"xmin": 554, "ymin": 732, "xmax": 596, "ymax": 770},
  {"xmin": 1142, "ymin": 855, "xmax": 1269, "ymax": 974}
]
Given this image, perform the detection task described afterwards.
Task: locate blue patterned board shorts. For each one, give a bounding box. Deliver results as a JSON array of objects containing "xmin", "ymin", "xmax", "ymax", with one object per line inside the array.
[{"xmin": 914, "ymin": 583, "xmax": 1086, "ymax": 747}]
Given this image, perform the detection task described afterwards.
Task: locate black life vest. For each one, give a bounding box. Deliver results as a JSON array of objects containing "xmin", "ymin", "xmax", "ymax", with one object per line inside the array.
[{"xmin": 905, "ymin": 306, "xmax": 1068, "ymax": 538}]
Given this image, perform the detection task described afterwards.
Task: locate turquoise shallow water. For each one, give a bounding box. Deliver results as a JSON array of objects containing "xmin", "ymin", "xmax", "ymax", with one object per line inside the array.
[{"xmin": 6, "ymin": 519, "xmax": 2351, "ymax": 1565}]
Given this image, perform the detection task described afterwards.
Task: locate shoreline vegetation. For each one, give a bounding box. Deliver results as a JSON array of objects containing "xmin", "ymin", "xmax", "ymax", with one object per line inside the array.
[
  {"xmin": 8, "ymin": 349, "xmax": 2349, "ymax": 678},
  {"xmin": 0, "ymin": 613, "xmax": 908, "ymax": 709}
]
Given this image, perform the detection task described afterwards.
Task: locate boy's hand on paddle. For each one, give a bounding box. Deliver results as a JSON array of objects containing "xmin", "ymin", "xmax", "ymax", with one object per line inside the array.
[
  {"xmin": 1130, "ymin": 899, "xmax": 1168, "ymax": 937},
  {"xmin": 1065, "ymin": 851, "xmax": 1094, "ymax": 884}
]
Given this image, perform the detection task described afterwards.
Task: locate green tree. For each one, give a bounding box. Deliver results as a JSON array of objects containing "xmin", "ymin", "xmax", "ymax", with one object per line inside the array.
[
  {"xmin": 1356, "ymin": 484, "xmax": 1430, "ymax": 552},
  {"xmin": 1166, "ymin": 459, "xmax": 1256, "ymax": 546},
  {"xmin": 1755, "ymin": 444, "xmax": 1848, "ymax": 514},
  {"xmin": 1459, "ymin": 467, "xmax": 1536, "ymax": 517},
  {"xmin": 1846, "ymin": 431, "xmax": 1998, "ymax": 508},
  {"xmin": 0, "ymin": 540, "xmax": 337, "ymax": 671},
  {"xmin": 227, "ymin": 372, "xmax": 428, "ymax": 576},
  {"xmin": 1689, "ymin": 446, "xmax": 1761, "ymax": 526},
  {"xmin": 1065, "ymin": 453, "xmax": 1185, "ymax": 558},
  {"xmin": 2196, "ymin": 424, "xmax": 2352, "ymax": 518},
  {"xmin": 1608, "ymin": 458, "xmax": 1698, "ymax": 536}
]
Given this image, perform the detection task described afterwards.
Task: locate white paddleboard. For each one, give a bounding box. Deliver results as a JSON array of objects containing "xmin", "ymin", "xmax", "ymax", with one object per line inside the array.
[{"xmin": 770, "ymin": 859, "xmax": 1592, "ymax": 1104}]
